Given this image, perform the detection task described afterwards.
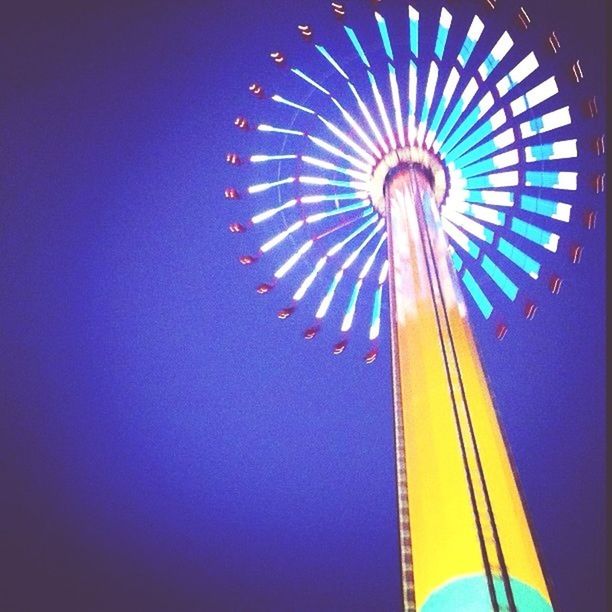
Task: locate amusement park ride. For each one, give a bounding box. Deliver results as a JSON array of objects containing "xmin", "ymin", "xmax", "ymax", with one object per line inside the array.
[{"xmin": 224, "ymin": 1, "xmax": 604, "ymax": 609}]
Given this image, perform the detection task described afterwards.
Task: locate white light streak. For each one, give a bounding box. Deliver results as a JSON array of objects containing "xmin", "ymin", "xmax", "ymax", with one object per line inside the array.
[
  {"xmin": 301, "ymin": 155, "xmax": 369, "ymax": 180},
  {"xmin": 248, "ymin": 177, "xmax": 295, "ymax": 194},
  {"xmin": 250, "ymin": 154, "xmax": 298, "ymax": 163},
  {"xmin": 251, "ymin": 198, "xmax": 298, "ymax": 224},
  {"xmin": 307, "ymin": 135, "xmax": 372, "ymax": 172},
  {"xmin": 496, "ymin": 52, "xmax": 539, "ymax": 97},
  {"xmin": 275, "ymin": 240, "xmax": 314, "ymax": 279},
  {"xmin": 257, "ymin": 124, "xmax": 304, "ymax": 136},
  {"xmin": 478, "ymin": 32, "xmax": 513, "ymax": 80},
  {"xmin": 346, "ymin": 81, "xmax": 389, "ymax": 154},
  {"xmin": 520, "ymin": 106, "xmax": 571, "ymax": 138},
  {"xmin": 510, "ymin": 77, "xmax": 558, "ymax": 116},
  {"xmin": 261, "ymin": 220, "xmax": 304, "ymax": 253},
  {"xmin": 271, "ymin": 94, "xmax": 315, "ymax": 114},
  {"xmin": 317, "ymin": 114, "xmax": 376, "ymax": 166},
  {"xmin": 291, "ymin": 68, "xmax": 330, "ymax": 94},
  {"xmin": 330, "ymin": 97, "xmax": 382, "ymax": 159},
  {"xmin": 368, "ymin": 71, "xmax": 397, "ymax": 149}
]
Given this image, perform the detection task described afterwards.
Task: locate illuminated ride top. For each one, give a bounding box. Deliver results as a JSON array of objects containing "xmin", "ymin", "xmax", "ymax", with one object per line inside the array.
[{"xmin": 224, "ymin": 1, "xmax": 604, "ymax": 610}]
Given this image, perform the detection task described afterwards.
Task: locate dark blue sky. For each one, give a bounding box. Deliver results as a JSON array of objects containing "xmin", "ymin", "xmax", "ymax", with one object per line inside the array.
[{"xmin": 1, "ymin": 1, "xmax": 605, "ymax": 610}]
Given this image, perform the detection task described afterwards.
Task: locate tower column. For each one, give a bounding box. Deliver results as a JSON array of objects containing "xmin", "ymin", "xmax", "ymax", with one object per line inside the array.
[{"xmin": 384, "ymin": 164, "xmax": 552, "ymax": 612}]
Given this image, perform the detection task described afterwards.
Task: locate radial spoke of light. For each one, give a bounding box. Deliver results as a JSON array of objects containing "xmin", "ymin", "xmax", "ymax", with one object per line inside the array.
[
  {"xmin": 301, "ymin": 155, "xmax": 370, "ymax": 181},
  {"xmin": 367, "ymin": 70, "xmax": 397, "ymax": 149},
  {"xmin": 271, "ymin": 94, "xmax": 315, "ymax": 115},
  {"xmin": 417, "ymin": 61, "xmax": 439, "ymax": 145},
  {"xmin": 477, "ymin": 31, "xmax": 513, "ymax": 81},
  {"xmin": 315, "ymin": 220, "xmax": 384, "ymax": 319},
  {"xmin": 442, "ymin": 108, "xmax": 514, "ymax": 164},
  {"xmin": 434, "ymin": 7, "xmax": 452, "ymax": 60},
  {"xmin": 341, "ymin": 230, "xmax": 387, "ymax": 332},
  {"xmin": 307, "ymin": 134, "xmax": 372, "ymax": 173},
  {"xmin": 317, "ymin": 114, "xmax": 377, "ymax": 166},
  {"xmin": 291, "ymin": 68, "xmax": 330, "ymax": 94},
  {"xmin": 251, "ymin": 198, "xmax": 298, "ymax": 225}
]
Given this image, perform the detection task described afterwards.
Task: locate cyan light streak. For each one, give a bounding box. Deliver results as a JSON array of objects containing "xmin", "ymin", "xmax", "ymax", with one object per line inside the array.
[
  {"xmin": 478, "ymin": 32, "xmax": 513, "ymax": 81},
  {"xmin": 375, "ymin": 12, "xmax": 394, "ymax": 61},
  {"xmin": 449, "ymin": 125, "xmax": 514, "ymax": 167},
  {"xmin": 275, "ymin": 239, "xmax": 314, "ymax": 279},
  {"xmin": 466, "ymin": 171, "xmax": 519, "ymax": 190},
  {"xmin": 298, "ymin": 176, "xmax": 368, "ymax": 190},
  {"xmin": 341, "ymin": 219, "xmax": 385, "ymax": 271},
  {"xmin": 369, "ymin": 259, "xmax": 389, "ymax": 340},
  {"xmin": 497, "ymin": 237, "xmax": 541, "ymax": 279},
  {"xmin": 434, "ymin": 78, "xmax": 478, "ymax": 152},
  {"xmin": 462, "ymin": 269, "xmax": 493, "ymax": 319},
  {"xmin": 447, "ymin": 201, "xmax": 506, "ymax": 226},
  {"xmin": 293, "ymin": 257, "xmax": 327, "ymax": 302},
  {"xmin": 511, "ymin": 218, "xmax": 559, "ymax": 252},
  {"xmin": 439, "ymin": 92, "xmax": 494, "ymax": 156},
  {"xmin": 315, "ymin": 45, "xmax": 349, "ymax": 80},
  {"xmin": 525, "ymin": 171, "xmax": 577, "ymax": 190},
  {"xmin": 369, "ymin": 284, "xmax": 383, "ymax": 340},
  {"xmin": 451, "ymin": 250, "xmax": 464, "ymax": 271},
  {"xmin": 481, "ymin": 255, "xmax": 519, "ymax": 300},
  {"xmin": 520, "ymin": 195, "xmax": 571, "ymax": 222},
  {"xmin": 408, "ymin": 6, "xmax": 419, "ymax": 57},
  {"xmin": 525, "ymin": 139, "xmax": 577, "ymax": 162},
  {"xmin": 344, "ymin": 26, "xmax": 370, "ymax": 67},
  {"xmin": 341, "ymin": 279, "xmax": 364, "ymax": 333},
  {"xmin": 407, "ymin": 60, "xmax": 417, "ymax": 142},
  {"xmin": 458, "ymin": 15, "xmax": 484, "ymax": 67},
  {"xmin": 461, "ymin": 149, "xmax": 519, "ymax": 179},
  {"xmin": 444, "ymin": 209, "xmax": 495, "ymax": 244},
  {"xmin": 261, "ymin": 220, "xmax": 305, "ymax": 253},
  {"xmin": 444, "ymin": 109, "xmax": 508, "ymax": 163},
  {"xmin": 434, "ymin": 7, "xmax": 452, "ymax": 60},
  {"xmin": 301, "ymin": 191, "xmax": 369, "ymax": 204},
  {"xmin": 362, "ymin": 233, "xmax": 387, "ymax": 280},
  {"xmin": 467, "ymin": 190, "xmax": 514, "ymax": 207}
]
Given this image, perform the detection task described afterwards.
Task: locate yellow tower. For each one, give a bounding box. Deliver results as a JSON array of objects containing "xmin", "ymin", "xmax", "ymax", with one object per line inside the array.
[{"xmin": 381, "ymin": 158, "xmax": 553, "ymax": 611}]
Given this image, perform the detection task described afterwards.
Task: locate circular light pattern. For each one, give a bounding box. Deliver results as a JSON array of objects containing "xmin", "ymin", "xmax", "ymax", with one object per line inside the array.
[{"xmin": 227, "ymin": 0, "xmax": 602, "ymax": 360}]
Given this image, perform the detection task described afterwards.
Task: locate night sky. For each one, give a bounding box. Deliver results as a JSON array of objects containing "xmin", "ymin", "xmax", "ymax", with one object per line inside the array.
[{"xmin": 1, "ymin": 1, "xmax": 605, "ymax": 611}]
